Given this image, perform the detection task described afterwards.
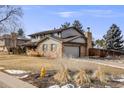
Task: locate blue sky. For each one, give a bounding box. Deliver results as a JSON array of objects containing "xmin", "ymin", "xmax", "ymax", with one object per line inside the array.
[{"xmin": 22, "ymin": 5, "xmax": 124, "ymax": 40}]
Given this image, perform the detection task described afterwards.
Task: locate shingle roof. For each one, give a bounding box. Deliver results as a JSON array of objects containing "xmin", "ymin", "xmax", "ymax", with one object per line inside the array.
[
  {"xmin": 28, "ymin": 27, "xmax": 85, "ymax": 37},
  {"xmin": 0, "ymin": 34, "xmax": 30, "ymax": 41},
  {"xmin": 22, "ymin": 35, "xmax": 85, "ymax": 47},
  {"xmin": 0, "ymin": 34, "xmax": 11, "ymax": 40},
  {"xmin": 17, "ymin": 37, "xmax": 30, "ymax": 41},
  {"xmin": 19, "ymin": 41, "xmax": 37, "ymax": 47}
]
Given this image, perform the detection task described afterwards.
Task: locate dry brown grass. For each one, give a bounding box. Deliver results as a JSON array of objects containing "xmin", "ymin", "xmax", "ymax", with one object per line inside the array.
[
  {"xmin": 74, "ymin": 69, "xmax": 91, "ymax": 86},
  {"xmin": 0, "ymin": 55, "xmax": 55, "ymax": 72},
  {"xmin": 57, "ymin": 58, "xmax": 124, "ymax": 75},
  {"xmin": 0, "ymin": 55, "xmax": 124, "ymax": 76}
]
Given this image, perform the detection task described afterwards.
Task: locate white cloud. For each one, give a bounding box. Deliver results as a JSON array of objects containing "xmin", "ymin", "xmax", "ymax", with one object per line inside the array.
[
  {"xmin": 57, "ymin": 9, "xmax": 124, "ymax": 18},
  {"xmin": 83, "ymin": 9, "xmax": 124, "ymax": 18},
  {"xmin": 57, "ymin": 11, "xmax": 77, "ymax": 18}
]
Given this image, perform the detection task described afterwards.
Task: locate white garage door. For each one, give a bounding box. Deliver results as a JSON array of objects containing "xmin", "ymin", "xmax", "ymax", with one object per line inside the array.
[{"xmin": 64, "ymin": 46, "xmax": 79, "ymax": 58}]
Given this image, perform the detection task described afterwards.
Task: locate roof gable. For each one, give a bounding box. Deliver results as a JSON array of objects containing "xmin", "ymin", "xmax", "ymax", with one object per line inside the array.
[{"xmin": 61, "ymin": 28, "xmax": 85, "ymax": 38}]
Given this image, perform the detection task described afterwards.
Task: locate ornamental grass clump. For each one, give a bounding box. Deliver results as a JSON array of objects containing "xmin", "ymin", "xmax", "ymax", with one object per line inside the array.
[
  {"xmin": 92, "ymin": 67, "xmax": 107, "ymax": 84},
  {"xmin": 74, "ymin": 69, "xmax": 91, "ymax": 86},
  {"xmin": 53, "ymin": 64, "xmax": 72, "ymax": 84}
]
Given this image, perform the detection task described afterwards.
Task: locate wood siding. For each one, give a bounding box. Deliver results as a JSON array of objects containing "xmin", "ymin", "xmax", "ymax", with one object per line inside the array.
[
  {"xmin": 89, "ymin": 48, "xmax": 124, "ymax": 57},
  {"xmin": 62, "ymin": 28, "xmax": 82, "ymax": 38}
]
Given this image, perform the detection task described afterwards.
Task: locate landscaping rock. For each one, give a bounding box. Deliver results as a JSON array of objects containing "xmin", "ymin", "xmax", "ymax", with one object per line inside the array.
[
  {"xmin": 0, "ymin": 67, "xmax": 5, "ymax": 70},
  {"xmin": 49, "ymin": 85, "xmax": 60, "ymax": 88},
  {"xmin": 19, "ymin": 75, "xmax": 29, "ymax": 79},
  {"xmin": 61, "ymin": 84, "xmax": 75, "ymax": 88},
  {"xmin": 4, "ymin": 70, "xmax": 30, "ymax": 75},
  {"xmin": 105, "ymin": 85, "xmax": 111, "ymax": 88}
]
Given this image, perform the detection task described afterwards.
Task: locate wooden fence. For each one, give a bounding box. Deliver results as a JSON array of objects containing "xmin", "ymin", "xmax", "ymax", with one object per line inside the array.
[{"xmin": 89, "ymin": 48, "xmax": 124, "ymax": 58}]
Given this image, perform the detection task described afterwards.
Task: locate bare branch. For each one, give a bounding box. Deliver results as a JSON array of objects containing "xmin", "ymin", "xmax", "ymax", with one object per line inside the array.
[{"xmin": 0, "ymin": 5, "xmax": 23, "ymax": 34}]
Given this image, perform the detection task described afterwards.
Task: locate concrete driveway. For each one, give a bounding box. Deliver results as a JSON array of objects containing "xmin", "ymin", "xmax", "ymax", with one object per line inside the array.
[{"xmin": 0, "ymin": 71, "xmax": 36, "ymax": 88}]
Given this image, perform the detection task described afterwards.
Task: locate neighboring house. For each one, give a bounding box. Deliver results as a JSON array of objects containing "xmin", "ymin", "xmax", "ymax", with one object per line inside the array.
[
  {"xmin": 0, "ymin": 32, "xmax": 30, "ymax": 53},
  {"xmin": 24, "ymin": 27, "xmax": 93, "ymax": 58}
]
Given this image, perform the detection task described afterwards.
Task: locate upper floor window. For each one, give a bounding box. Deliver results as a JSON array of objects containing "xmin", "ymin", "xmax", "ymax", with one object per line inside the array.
[
  {"xmin": 42, "ymin": 44, "xmax": 48, "ymax": 51},
  {"xmin": 51, "ymin": 44, "xmax": 57, "ymax": 51}
]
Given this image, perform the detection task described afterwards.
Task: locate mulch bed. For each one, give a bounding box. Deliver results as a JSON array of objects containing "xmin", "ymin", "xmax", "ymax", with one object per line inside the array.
[{"xmin": 20, "ymin": 70, "xmax": 124, "ymax": 88}]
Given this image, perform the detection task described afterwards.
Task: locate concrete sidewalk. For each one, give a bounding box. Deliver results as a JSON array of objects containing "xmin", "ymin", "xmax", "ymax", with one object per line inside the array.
[{"xmin": 0, "ymin": 72, "xmax": 37, "ymax": 88}]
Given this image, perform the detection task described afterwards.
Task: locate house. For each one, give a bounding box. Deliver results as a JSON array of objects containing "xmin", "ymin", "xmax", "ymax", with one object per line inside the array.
[
  {"xmin": 0, "ymin": 32, "xmax": 30, "ymax": 54},
  {"xmin": 24, "ymin": 27, "xmax": 93, "ymax": 58}
]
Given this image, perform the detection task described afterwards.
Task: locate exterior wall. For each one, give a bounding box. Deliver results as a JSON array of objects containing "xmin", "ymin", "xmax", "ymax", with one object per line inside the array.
[
  {"xmin": 0, "ymin": 39, "xmax": 8, "ymax": 53},
  {"xmin": 62, "ymin": 28, "xmax": 82, "ymax": 38},
  {"xmin": 80, "ymin": 45, "xmax": 87, "ymax": 57},
  {"xmin": 5, "ymin": 39, "xmax": 12, "ymax": 47},
  {"xmin": 0, "ymin": 39, "xmax": 5, "ymax": 46},
  {"xmin": 37, "ymin": 38, "xmax": 62, "ymax": 58}
]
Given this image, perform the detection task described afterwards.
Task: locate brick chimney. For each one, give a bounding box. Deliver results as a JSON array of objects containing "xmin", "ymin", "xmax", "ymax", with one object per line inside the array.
[
  {"xmin": 84, "ymin": 27, "xmax": 92, "ymax": 56},
  {"xmin": 11, "ymin": 32, "xmax": 17, "ymax": 48}
]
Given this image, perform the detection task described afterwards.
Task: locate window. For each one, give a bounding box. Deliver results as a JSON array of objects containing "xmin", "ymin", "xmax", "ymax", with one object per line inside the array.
[
  {"xmin": 42, "ymin": 44, "xmax": 48, "ymax": 51},
  {"xmin": 51, "ymin": 44, "xmax": 57, "ymax": 51}
]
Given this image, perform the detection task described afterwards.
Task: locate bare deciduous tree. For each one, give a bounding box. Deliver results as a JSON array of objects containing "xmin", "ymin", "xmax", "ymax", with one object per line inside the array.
[{"xmin": 0, "ymin": 5, "xmax": 23, "ymax": 34}]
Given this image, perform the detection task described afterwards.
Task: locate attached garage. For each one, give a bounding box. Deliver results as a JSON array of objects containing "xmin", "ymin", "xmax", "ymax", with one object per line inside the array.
[{"xmin": 63, "ymin": 46, "xmax": 80, "ymax": 58}]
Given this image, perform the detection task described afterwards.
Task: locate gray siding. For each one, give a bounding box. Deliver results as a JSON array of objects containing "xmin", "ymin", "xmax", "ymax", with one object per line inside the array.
[
  {"xmin": 62, "ymin": 28, "xmax": 81, "ymax": 38},
  {"xmin": 71, "ymin": 37, "xmax": 86, "ymax": 43}
]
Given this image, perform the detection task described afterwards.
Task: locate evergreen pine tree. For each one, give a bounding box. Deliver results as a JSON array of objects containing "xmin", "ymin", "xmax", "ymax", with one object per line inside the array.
[
  {"xmin": 17, "ymin": 28, "xmax": 25, "ymax": 37},
  {"xmin": 72, "ymin": 20, "xmax": 83, "ymax": 32},
  {"xmin": 103, "ymin": 24, "xmax": 124, "ymax": 50},
  {"xmin": 95, "ymin": 39, "xmax": 105, "ymax": 49},
  {"xmin": 60, "ymin": 22, "xmax": 71, "ymax": 29}
]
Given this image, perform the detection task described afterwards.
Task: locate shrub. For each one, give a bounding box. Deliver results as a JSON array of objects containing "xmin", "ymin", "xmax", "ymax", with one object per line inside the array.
[
  {"xmin": 92, "ymin": 67, "xmax": 107, "ymax": 84},
  {"xmin": 27, "ymin": 49, "xmax": 43, "ymax": 57},
  {"xmin": 53, "ymin": 64, "xmax": 72, "ymax": 84},
  {"xmin": 74, "ymin": 69, "xmax": 91, "ymax": 86}
]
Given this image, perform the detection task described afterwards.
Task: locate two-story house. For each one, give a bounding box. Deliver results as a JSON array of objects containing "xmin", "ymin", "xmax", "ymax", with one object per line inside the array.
[{"xmin": 24, "ymin": 27, "xmax": 93, "ymax": 58}]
